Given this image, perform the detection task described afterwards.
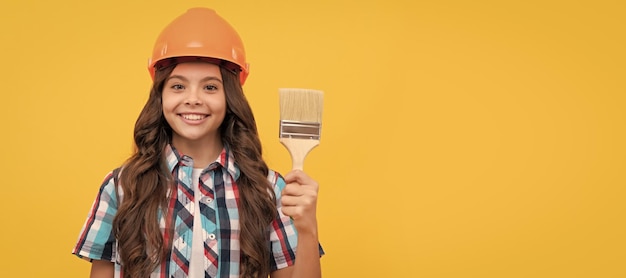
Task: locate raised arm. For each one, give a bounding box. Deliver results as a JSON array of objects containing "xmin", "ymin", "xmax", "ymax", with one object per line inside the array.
[
  {"xmin": 90, "ymin": 260, "xmax": 114, "ymax": 278},
  {"xmin": 271, "ymin": 170, "xmax": 322, "ymax": 278}
]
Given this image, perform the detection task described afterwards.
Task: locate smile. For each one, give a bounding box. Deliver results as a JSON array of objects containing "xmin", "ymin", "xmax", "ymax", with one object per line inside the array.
[{"xmin": 179, "ymin": 114, "xmax": 208, "ymax": 121}]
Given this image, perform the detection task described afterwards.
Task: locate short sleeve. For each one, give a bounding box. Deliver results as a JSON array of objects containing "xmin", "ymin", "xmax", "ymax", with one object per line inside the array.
[
  {"xmin": 72, "ymin": 170, "xmax": 119, "ymax": 262},
  {"xmin": 267, "ymin": 171, "xmax": 324, "ymax": 271}
]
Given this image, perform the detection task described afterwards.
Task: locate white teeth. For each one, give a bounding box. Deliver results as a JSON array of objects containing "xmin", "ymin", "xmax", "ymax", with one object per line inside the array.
[{"xmin": 181, "ymin": 114, "xmax": 205, "ymax": 120}]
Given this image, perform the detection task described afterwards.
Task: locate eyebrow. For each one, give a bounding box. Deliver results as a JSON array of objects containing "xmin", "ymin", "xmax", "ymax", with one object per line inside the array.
[{"xmin": 166, "ymin": 75, "xmax": 223, "ymax": 83}]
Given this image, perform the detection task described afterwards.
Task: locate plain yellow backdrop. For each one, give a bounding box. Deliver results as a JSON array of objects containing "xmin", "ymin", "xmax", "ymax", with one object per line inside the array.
[{"xmin": 0, "ymin": 0, "xmax": 624, "ymax": 277}]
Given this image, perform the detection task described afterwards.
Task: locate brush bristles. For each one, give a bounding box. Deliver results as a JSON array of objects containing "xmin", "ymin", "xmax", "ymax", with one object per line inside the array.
[{"xmin": 279, "ymin": 88, "xmax": 324, "ymax": 123}]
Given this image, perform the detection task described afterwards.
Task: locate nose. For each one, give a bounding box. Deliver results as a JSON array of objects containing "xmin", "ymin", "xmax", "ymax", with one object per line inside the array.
[{"xmin": 184, "ymin": 87, "xmax": 202, "ymax": 105}]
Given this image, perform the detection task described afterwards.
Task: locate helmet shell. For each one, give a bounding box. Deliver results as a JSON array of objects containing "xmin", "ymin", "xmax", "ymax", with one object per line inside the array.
[{"xmin": 148, "ymin": 8, "xmax": 249, "ymax": 84}]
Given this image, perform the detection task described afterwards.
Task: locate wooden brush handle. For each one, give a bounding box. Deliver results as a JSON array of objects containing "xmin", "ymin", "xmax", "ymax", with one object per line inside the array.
[{"xmin": 280, "ymin": 137, "xmax": 320, "ymax": 170}]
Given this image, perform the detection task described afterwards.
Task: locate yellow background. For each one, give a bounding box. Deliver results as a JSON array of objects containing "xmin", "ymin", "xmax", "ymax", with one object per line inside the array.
[{"xmin": 0, "ymin": 0, "xmax": 624, "ymax": 277}]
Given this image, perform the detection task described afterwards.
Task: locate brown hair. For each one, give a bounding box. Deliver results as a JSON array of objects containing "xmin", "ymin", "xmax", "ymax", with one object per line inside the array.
[{"xmin": 112, "ymin": 64, "xmax": 277, "ymax": 278}]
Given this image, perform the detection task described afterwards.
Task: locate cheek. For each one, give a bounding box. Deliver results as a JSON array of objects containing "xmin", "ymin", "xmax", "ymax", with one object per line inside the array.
[
  {"xmin": 161, "ymin": 98, "xmax": 179, "ymax": 127},
  {"xmin": 161, "ymin": 94, "xmax": 177, "ymax": 112},
  {"xmin": 210, "ymin": 94, "xmax": 227, "ymax": 114}
]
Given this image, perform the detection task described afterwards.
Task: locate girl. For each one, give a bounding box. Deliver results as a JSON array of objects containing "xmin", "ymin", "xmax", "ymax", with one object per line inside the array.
[{"xmin": 73, "ymin": 8, "xmax": 323, "ymax": 278}]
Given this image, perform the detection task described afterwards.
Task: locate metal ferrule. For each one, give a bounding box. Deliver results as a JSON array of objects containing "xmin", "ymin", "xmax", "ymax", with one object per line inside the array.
[{"xmin": 279, "ymin": 120, "xmax": 321, "ymax": 140}]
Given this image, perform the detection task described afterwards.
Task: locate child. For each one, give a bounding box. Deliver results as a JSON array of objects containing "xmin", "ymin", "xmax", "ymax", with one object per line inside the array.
[{"xmin": 73, "ymin": 7, "xmax": 322, "ymax": 278}]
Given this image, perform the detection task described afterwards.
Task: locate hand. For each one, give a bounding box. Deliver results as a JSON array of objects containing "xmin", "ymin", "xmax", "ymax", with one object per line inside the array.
[{"xmin": 281, "ymin": 170, "xmax": 319, "ymax": 235}]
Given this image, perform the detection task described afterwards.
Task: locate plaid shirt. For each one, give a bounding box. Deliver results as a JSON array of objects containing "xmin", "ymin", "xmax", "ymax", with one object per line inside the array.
[{"xmin": 73, "ymin": 144, "xmax": 299, "ymax": 277}]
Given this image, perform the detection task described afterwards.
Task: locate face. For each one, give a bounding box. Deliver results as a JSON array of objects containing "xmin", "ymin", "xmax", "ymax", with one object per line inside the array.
[{"xmin": 162, "ymin": 62, "xmax": 226, "ymax": 147}]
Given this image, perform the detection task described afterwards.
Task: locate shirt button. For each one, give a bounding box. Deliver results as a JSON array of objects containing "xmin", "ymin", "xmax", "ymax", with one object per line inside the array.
[
  {"xmin": 200, "ymin": 197, "xmax": 213, "ymax": 204},
  {"xmin": 208, "ymin": 233, "xmax": 216, "ymax": 240}
]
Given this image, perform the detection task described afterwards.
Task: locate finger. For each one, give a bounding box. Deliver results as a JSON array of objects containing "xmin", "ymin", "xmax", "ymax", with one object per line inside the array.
[
  {"xmin": 282, "ymin": 192, "xmax": 318, "ymax": 209},
  {"xmin": 281, "ymin": 206, "xmax": 303, "ymax": 219},
  {"xmin": 284, "ymin": 170, "xmax": 313, "ymax": 184},
  {"xmin": 282, "ymin": 182, "xmax": 305, "ymax": 197},
  {"xmin": 280, "ymin": 195, "xmax": 300, "ymax": 206},
  {"xmin": 284, "ymin": 170, "xmax": 319, "ymax": 191}
]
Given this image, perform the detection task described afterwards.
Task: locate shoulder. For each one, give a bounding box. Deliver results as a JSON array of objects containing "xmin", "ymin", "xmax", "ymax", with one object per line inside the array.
[
  {"xmin": 266, "ymin": 169, "xmax": 287, "ymax": 191},
  {"xmin": 96, "ymin": 167, "xmax": 123, "ymax": 204}
]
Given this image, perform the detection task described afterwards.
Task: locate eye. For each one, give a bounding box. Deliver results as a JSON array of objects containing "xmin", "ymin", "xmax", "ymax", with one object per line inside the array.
[
  {"xmin": 204, "ymin": 84, "xmax": 219, "ymax": 91},
  {"xmin": 171, "ymin": 84, "xmax": 185, "ymax": 90}
]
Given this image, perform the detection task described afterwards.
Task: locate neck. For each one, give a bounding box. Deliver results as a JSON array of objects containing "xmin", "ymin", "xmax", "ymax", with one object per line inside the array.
[{"xmin": 171, "ymin": 136, "xmax": 224, "ymax": 169}]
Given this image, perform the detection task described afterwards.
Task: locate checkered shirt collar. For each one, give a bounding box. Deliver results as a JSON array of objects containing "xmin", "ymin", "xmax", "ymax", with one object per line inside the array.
[{"xmin": 164, "ymin": 143, "xmax": 240, "ymax": 180}]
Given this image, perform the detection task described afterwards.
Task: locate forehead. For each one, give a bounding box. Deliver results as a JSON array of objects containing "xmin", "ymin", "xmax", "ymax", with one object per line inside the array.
[{"xmin": 170, "ymin": 62, "xmax": 222, "ymax": 77}]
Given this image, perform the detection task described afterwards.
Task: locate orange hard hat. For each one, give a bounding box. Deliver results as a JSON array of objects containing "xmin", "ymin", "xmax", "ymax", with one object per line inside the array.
[{"xmin": 148, "ymin": 8, "xmax": 249, "ymax": 84}]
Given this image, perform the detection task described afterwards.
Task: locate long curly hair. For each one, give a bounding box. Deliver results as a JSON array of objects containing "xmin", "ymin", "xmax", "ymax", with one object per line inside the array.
[{"xmin": 112, "ymin": 63, "xmax": 277, "ymax": 278}]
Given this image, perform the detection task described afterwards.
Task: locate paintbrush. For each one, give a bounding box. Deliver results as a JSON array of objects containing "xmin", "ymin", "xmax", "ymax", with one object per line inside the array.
[{"xmin": 279, "ymin": 88, "xmax": 324, "ymax": 170}]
